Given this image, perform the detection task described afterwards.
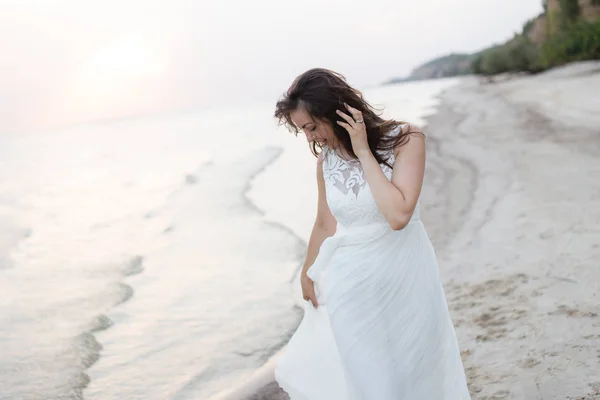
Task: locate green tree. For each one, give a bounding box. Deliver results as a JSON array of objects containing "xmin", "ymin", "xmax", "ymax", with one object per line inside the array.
[
  {"xmin": 523, "ymin": 17, "xmax": 537, "ymax": 36},
  {"xmin": 472, "ymin": 35, "xmax": 541, "ymax": 75},
  {"xmin": 559, "ymin": 0, "xmax": 581, "ymax": 26},
  {"xmin": 506, "ymin": 36, "xmax": 540, "ymax": 72},
  {"xmin": 539, "ymin": 20, "xmax": 600, "ymax": 68},
  {"xmin": 471, "ymin": 54, "xmax": 483, "ymax": 75}
]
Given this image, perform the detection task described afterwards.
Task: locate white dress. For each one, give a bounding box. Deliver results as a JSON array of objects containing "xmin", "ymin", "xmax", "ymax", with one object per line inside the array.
[{"xmin": 274, "ymin": 126, "xmax": 471, "ymax": 400}]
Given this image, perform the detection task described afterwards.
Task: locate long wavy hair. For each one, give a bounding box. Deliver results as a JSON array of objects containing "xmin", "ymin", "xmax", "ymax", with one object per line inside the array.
[{"xmin": 274, "ymin": 68, "xmax": 421, "ymax": 168}]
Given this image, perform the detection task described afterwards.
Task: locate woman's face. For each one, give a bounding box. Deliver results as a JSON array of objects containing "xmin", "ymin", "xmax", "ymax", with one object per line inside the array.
[{"xmin": 290, "ymin": 107, "xmax": 335, "ymax": 147}]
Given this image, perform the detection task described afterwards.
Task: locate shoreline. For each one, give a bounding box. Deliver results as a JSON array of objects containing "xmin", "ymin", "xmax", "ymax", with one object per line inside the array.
[
  {"xmin": 215, "ymin": 81, "xmax": 464, "ymax": 400},
  {"xmin": 227, "ymin": 61, "xmax": 600, "ymax": 400}
]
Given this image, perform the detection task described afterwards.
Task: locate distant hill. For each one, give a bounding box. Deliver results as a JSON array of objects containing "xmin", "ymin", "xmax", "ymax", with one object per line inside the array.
[
  {"xmin": 385, "ymin": 53, "xmax": 475, "ymax": 84},
  {"xmin": 385, "ymin": 0, "xmax": 600, "ymax": 83}
]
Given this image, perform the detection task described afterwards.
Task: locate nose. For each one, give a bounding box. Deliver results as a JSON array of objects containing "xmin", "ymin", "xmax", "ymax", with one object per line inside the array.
[{"xmin": 305, "ymin": 131, "xmax": 314, "ymax": 143}]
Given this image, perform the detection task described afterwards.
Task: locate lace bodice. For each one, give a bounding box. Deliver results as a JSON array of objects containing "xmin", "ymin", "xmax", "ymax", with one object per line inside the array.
[{"xmin": 321, "ymin": 125, "xmax": 420, "ymax": 228}]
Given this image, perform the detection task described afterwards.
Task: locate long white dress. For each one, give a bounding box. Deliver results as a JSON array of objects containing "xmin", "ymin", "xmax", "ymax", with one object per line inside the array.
[{"xmin": 274, "ymin": 127, "xmax": 471, "ymax": 400}]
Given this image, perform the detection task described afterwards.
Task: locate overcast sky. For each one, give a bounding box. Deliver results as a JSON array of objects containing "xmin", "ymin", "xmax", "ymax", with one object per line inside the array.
[{"xmin": 0, "ymin": 0, "xmax": 542, "ymax": 133}]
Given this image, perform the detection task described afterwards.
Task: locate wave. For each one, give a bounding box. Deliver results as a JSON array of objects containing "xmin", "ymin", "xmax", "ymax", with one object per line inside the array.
[{"xmin": 206, "ymin": 143, "xmax": 312, "ymax": 400}]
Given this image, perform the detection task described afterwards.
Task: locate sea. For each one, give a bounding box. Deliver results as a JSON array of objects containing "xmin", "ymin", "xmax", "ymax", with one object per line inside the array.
[{"xmin": 0, "ymin": 78, "xmax": 458, "ymax": 400}]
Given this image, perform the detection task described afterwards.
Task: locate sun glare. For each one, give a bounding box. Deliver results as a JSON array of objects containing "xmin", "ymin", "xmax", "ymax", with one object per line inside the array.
[
  {"xmin": 49, "ymin": 32, "xmax": 170, "ymax": 126},
  {"xmin": 81, "ymin": 33, "xmax": 165, "ymax": 83}
]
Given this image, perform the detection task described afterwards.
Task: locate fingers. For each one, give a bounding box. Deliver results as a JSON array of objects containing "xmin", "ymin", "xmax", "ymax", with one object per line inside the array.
[
  {"xmin": 336, "ymin": 109, "xmax": 354, "ymax": 124},
  {"xmin": 302, "ymin": 275, "xmax": 319, "ymax": 309},
  {"xmin": 306, "ymin": 283, "xmax": 318, "ymax": 309},
  {"xmin": 336, "ymin": 104, "xmax": 363, "ymax": 130},
  {"xmin": 303, "ymin": 292, "xmax": 318, "ymax": 308},
  {"xmin": 309, "ymin": 288, "xmax": 319, "ymax": 309},
  {"xmin": 344, "ymin": 103, "xmax": 363, "ymax": 121},
  {"xmin": 336, "ymin": 120, "xmax": 352, "ymax": 132}
]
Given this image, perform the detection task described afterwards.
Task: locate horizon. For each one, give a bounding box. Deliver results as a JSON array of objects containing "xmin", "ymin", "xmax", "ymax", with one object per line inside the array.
[{"xmin": 0, "ymin": 0, "xmax": 542, "ymax": 134}]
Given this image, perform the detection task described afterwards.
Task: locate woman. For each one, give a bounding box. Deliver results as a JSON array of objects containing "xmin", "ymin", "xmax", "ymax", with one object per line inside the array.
[{"xmin": 273, "ymin": 68, "xmax": 471, "ymax": 400}]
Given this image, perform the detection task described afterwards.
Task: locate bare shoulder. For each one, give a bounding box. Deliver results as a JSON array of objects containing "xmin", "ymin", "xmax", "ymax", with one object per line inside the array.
[
  {"xmin": 394, "ymin": 123, "xmax": 426, "ymax": 157},
  {"xmin": 400, "ymin": 122, "xmax": 425, "ymax": 136}
]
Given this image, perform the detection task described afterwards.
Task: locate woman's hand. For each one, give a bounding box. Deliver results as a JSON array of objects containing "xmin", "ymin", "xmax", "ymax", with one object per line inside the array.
[
  {"xmin": 336, "ymin": 103, "xmax": 370, "ymax": 159},
  {"xmin": 301, "ymin": 272, "xmax": 319, "ymax": 309}
]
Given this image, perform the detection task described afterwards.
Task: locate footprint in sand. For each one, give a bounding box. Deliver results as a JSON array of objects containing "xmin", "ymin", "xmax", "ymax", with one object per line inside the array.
[
  {"xmin": 549, "ymin": 305, "xmax": 598, "ymax": 318},
  {"xmin": 519, "ymin": 357, "xmax": 541, "ymax": 369}
]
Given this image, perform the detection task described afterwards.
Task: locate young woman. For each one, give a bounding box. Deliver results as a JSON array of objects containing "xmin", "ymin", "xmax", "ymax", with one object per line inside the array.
[{"xmin": 273, "ymin": 68, "xmax": 470, "ymax": 400}]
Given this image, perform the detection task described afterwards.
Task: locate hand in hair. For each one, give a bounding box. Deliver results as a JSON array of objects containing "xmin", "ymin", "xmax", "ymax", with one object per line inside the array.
[{"xmin": 335, "ymin": 103, "xmax": 370, "ymax": 158}]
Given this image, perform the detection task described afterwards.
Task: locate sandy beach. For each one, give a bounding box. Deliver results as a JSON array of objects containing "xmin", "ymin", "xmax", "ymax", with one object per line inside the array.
[
  {"xmin": 236, "ymin": 61, "xmax": 600, "ymax": 400},
  {"xmin": 420, "ymin": 61, "xmax": 600, "ymax": 400}
]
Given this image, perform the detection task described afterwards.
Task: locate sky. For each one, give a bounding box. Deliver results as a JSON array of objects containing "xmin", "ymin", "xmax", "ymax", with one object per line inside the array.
[{"xmin": 0, "ymin": 0, "xmax": 542, "ymax": 133}]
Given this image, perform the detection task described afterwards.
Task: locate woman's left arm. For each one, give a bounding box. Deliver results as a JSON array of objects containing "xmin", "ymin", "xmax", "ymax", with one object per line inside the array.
[
  {"xmin": 336, "ymin": 105, "xmax": 425, "ymax": 230},
  {"xmin": 358, "ymin": 132, "xmax": 425, "ymax": 230}
]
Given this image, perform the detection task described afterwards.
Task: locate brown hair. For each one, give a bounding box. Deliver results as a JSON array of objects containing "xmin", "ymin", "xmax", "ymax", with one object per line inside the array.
[{"xmin": 274, "ymin": 68, "xmax": 421, "ymax": 168}]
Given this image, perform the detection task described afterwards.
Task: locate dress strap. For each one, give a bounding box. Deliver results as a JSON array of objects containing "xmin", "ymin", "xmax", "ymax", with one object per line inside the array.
[
  {"xmin": 317, "ymin": 146, "xmax": 328, "ymax": 166},
  {"xmin": 387, "ymin": 123, "xmax": 408, "ymax": 138}
]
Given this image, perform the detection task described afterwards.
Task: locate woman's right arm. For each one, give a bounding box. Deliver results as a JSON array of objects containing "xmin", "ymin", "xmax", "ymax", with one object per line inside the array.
[{"xmin": 301, "ymin": 154, "xmax": 337, "ymax": 308}]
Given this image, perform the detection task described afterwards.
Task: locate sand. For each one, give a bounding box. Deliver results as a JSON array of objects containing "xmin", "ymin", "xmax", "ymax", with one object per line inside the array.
[
  {"xmin": 421, "ymin": 61, "xmax": 600, "ymax": 400},
  {"xmin": 230, "ymin": 61, "xmax": 600, "ymax": 400}
]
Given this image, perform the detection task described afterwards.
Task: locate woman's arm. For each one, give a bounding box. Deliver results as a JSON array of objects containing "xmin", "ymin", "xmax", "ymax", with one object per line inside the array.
[
  {"xmin": 301, "ymin": 154, "xmax": 337, "ymax": 307},
  {"xmin": 302, "ymin": 154, "xmax": 337, "ymax": 275},
  {"xmin": 336, "ymin": 104, "xmax": 425, "ymax": 231},
  {"xmin": 357, "ymin": 127, "xmax": 425, "ymax": 230}
]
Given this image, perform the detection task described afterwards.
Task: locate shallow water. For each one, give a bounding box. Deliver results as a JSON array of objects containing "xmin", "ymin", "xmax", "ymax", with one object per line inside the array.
[{"xmin": 0, "ymin": 78, "xmax": 458, "ymax": 399}]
